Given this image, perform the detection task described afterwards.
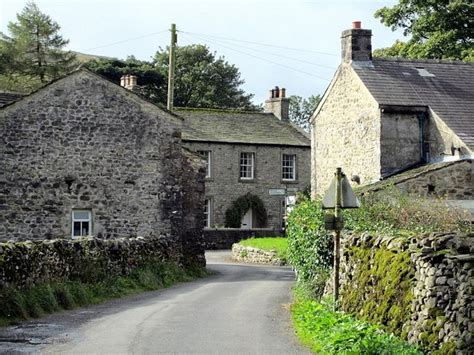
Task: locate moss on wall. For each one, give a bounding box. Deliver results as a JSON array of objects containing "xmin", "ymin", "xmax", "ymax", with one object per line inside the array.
[{"xmin": 340, "ymin": 246, "xmax": 414, "ymax": 338}]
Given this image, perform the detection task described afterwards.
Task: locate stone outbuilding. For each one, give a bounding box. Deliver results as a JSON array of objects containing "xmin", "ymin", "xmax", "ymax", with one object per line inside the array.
[
  {"xmin": 176, "ymin": 87, "xmax": 311, "ymax": 231},
  {"xmin": 311, "ymin": 21, "xmax": 473, "ymax": 202},
  {"xmin": 0, "ymin": 69, "xmax": 206, "ymax": 263}
]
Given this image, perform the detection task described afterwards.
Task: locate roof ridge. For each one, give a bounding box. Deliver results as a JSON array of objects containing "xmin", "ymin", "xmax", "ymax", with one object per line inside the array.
[
  {"xmin": 373, "ymin": 57, "xmax": 474, "ymax": 65},
  {"xmin": 175, "ymin": 107, "xmax": 268, "ymax": 115}
]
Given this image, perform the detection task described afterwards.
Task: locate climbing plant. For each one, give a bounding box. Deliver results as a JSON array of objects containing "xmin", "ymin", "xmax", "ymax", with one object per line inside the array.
[{"xmin": 224, "ymin": 193, "xmax": 267, "ymax": 228}]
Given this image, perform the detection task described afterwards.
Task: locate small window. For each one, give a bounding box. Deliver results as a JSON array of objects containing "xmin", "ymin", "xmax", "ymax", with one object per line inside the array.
[
  {"xmin": 198, "ymin": 150, "xmax": 211, "ymax": 178},
  {"xmin": 204, "ymin": 199, "xmax": 211, "ymax": 228},
  {"xmin": 282, "ymin": 154, "xmax": 296, "ymax": 181},
  {"xmin": 72, "ymin": 210, "xmax": 92, "ymax": 238},
  {"xmin": 240, "ymin": 152, "xmax": 255, "ymax": 179}
]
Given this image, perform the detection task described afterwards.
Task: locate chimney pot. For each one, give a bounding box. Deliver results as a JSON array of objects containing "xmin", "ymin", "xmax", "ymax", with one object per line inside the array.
[
  {"xmin": 281, "ymin": 88, "xmax": 286, "ymax": 98},
  {"xmin": 352, "ymin": 21, "xmax": 361, "ymax": 29}
]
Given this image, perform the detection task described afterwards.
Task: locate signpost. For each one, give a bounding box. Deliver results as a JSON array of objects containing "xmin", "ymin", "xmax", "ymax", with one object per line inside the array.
[{"xmin": 322, "ymin": 168, "xmax": 360, "ymax": 309}]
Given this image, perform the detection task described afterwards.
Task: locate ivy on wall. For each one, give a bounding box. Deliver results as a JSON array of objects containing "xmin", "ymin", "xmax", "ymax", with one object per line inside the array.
[{"xmin": 224, "ymin": 193, "xmax": 267, "ymax": 228}]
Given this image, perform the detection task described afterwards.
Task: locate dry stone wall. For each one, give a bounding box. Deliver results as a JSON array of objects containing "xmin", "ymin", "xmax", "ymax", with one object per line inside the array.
[
  {"xmin": 231, "ymin": 243, "xmax": 285, "ymax": 265},
  {"xmin": 333, "ymin": 232, "xmax": 473, "ymax": 353}
]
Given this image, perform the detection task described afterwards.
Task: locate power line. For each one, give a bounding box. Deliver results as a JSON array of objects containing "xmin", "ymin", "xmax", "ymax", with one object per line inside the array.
[
  {"xmin": 179, "ymin": 30, "xmax": 338, "ymax": 57},
  {"xmin": 182, "ymin": 32, "xmax": 331, "ymax": 82},
  {"xmin": 84, "ymin": 30, "xmax": 168, "ymax": 51}
]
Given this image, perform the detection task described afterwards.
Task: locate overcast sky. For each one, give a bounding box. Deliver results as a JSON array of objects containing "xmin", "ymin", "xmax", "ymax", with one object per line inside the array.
[{"xmin": 1, "ymin": 0, "xmax": 405, "ymax": 104}]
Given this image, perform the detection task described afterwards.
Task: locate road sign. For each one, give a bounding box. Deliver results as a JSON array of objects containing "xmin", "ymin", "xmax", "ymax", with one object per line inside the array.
[
  {"xmin": 269, "ymin": 188, "xmax": 286, "ymax": 196},
  {"xmin": 322, "ymin": 174, "xmax": 360, "ymax": 209}
]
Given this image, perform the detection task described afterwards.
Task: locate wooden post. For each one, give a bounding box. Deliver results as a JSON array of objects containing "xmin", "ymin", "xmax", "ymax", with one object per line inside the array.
[
  {"xmin": 167, "ymin": 23, "xmax": 177, "ymax": 111},
  {"xmin": 333, "ymin": 167, "xmax": 342, "ymax": 309}
]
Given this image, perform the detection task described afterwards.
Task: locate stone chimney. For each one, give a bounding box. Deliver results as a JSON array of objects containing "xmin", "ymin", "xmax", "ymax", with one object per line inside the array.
[
  {"xmin": 264, "ymin": 86, "xmax": 289, "ymax": 120},
  {"xmin": 120, "ymin": 74, "xmax": 138, "ymax": 90},
  {"xmin": 341, "ymin": 21, "xmax": 372, "ymax": 62}
]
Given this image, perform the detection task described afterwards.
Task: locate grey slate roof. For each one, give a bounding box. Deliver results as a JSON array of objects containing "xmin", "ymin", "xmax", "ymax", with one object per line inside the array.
[
  {"xmin": 352, "ymin": 58, "xmax": 474, "ymax": 149},
  {"xmin": 177, "ymin": 109, "xmax": 310, "ymax": 147},
  {"xmin": 0, "ymin": 92, "xmax": 24, "ymax": 108}
]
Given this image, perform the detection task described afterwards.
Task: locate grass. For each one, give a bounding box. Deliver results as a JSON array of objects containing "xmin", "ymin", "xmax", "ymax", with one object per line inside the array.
[
  {"xmin": 291, "ymin": 291, "xmax": 423, "ymax": 355},
  {"xmin": 239, "ymin": 237, "xmax": 288, "ymax": 262},
  {"xmin": 0, "ymin": 262, "xmax": 207, "ymax": 327}
]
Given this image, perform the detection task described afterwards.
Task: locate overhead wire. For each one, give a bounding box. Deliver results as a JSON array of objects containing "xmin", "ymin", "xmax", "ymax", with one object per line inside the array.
[
  {"xmin": 181, "ymin": 32, "xmax": 332, "ymax": 82},
  {"xmin": 84, "ymin": 29, "xmax": 168, "ymax": 52}
]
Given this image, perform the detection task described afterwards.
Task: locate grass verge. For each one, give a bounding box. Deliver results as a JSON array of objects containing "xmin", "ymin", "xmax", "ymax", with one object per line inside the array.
[
  {"xmin": 291, "ymin": 288, "xmax": 422, "ymax": 354},
  {"xmin": 239, "ymin": 237, "xmax": 288, "ymax": 262},
  {"xmin": 0, "ymin": 262, "xmax": 207, "ymax": 327}
]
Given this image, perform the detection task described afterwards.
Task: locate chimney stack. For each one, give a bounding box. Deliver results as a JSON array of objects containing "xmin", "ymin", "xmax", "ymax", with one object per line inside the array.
[
  {"xmin": 120, "ymin": 74, "xmax": 138, "ymax": 91},
  {"xmin": 341, "ymin": 21, "xmax": 372, "ymax": 63},
  {"xmin": 264, "ymin": 86, "xmax": 289, "ymax": 120}
]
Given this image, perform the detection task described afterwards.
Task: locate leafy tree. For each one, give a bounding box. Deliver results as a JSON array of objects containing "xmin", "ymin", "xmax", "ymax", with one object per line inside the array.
[
  {"xmin": 85, "ymin": 56, "xmax": 166, "ymax": 103},
  {"xmin": 0, "ymin": 1, "xmax": 77, "ymax": 90},
  {"xmin": 154, "ymin": 44, "xmax": 258, "ymax": 110},
  {"xmin": 289, "ymin": 94, "xmax": 321, "ymax": 132},
  {"xmin": 374, "ymin": 0, "xmax": 474, "ymax": 61}
]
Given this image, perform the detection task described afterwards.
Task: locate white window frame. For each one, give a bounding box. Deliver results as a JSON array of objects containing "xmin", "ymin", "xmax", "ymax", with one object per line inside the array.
[
  {"xmin": 204, "ymin": 199, "xmax": 211, "ymax": 228},
  {"xmin": 198, "ymin": 150, "xmax": 212, "ymax": 178},
  {"xmin": 71, "ymin": 210, "xmax": 92, "ymax": 238},
  {"xmin": 282, "ymin": 154, "xmax": 296, "ymax": 181},
  {"xmin": 240, "ymin": 152, "xmax": 255, "ymax": 180}
]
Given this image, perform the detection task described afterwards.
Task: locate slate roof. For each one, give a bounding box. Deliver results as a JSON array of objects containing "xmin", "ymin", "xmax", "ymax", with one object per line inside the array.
[
  {"xmin": 177, "ymin": 109, "xmax": 310, "ymax": 147},
  {"xmin": 0, "ymin": 92, "xmax": 24, "ymax": 108},
  {"xmin": 352, "ymin": 58, "xmax": 474, "ymax": 149}
]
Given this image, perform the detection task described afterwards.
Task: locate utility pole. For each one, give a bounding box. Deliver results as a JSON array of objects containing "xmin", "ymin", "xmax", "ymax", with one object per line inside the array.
[
  {"xmin": 167, "ymin": 23, "xmax": 177, "ymax": 111},
  {"xmin": 333, "ymin": 167, "xmax": 342, "ymax": 308}
]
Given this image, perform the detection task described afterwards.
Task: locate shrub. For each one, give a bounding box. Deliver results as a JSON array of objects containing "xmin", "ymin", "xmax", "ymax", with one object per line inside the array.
[{"xmin": 224, "ymin": 193, "xmax": 267, "ymax": 228}]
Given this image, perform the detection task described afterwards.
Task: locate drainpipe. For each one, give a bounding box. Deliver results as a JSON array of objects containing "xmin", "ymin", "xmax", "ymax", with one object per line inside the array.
[{"xmin": 417, "ymin": 112, "xmax": 427, "ymax": 163}]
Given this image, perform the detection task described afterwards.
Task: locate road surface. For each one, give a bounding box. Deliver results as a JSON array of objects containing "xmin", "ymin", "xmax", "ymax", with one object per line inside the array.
[{"xmin": 0, "ymin": 251, "xmax": 309, "ymax": 354}]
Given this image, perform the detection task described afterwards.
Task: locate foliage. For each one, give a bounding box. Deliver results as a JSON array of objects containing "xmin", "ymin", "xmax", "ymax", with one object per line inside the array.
[
  {"xmin": 340, "ymin": 246, "xmax": 414, "ymax": 338},
  {"xmin": 286, "ymin": 199, "xmax": 333, "ymax": 297},
  {"xmin": 238, "ymin": 237, "xmax": 288, "ymax": 262},
  {"xmin": 154, "ymin": 44, "xmax": 259, "ymax": 110},
  {"xmin": 346, "ymin": 188, "xmax": 471, "ymax": 235},
  {"xmin": 373, "ymin": 0, "xmax": 474, "ymax": 61},
  {"xmin": 224, "ymin": 193, "xmax": 267, "ymax": 228},
  {"xmin": 0, "ymin": 261, "xmax": 207, "ymax": 326},
  {"xmin": 291, "ymin": 295, "xmax": 422, "ymax": 355},
  {"xmin": 288, "ymin": 94, "xmax": 321, "ymax": 132},
  {"xmin": 0, "ymin": 1, "xmax": 77, "ymax": 92},
  {"xmin": 85, "ymin": 56, "xmax": 166, "ymax": 103}
]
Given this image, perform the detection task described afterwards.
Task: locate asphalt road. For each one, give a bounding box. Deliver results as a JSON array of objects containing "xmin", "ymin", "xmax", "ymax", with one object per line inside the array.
[{"xmin": 0, "ymin": 251, "xmax": 309, "ymax": 354}]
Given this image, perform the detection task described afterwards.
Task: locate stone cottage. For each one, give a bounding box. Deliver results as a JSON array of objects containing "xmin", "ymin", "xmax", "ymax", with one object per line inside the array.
[
  {"xmin": 311, "ymin": 21, "xmax": 473, "ymax": 201},
  {"xmin": 176, "ymin": 87, "xmax": 311, "ymax": 230},
  {"xmin": 0, "ymin": 69, "xmax": 205, "ymax": 260}
]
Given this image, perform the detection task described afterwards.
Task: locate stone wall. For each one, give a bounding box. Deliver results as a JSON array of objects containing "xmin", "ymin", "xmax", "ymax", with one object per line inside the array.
[
  {"xmin": 0, "ymin": 70, "xmax": 202, "ymax": 251},
  {"xmin": 0, "ymin": 236, "xmax": 181, "ymax": 289},
  {"xmin": 231, "ymin": 243, "xmax": 285, "ymax": 265},
  {"xmin": 311, "ymin": 64, "xmax": 381, "ymax": 197},
  {"xmin": 183, "ymin": 141, "xmax": 310, "ymax": 229},
  {"xmin": 203, "ymin": 228, "xmax": 283, "ymax": 250},
  {"xmin": 333, "ymin": 232, "xmax": 473, "ymax": 353}
]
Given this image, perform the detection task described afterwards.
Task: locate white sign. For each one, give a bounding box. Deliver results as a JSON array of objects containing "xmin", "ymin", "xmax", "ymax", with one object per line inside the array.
[{"xmin": 269, "ymin": 188, "xmax": 286, "ymax": 196}]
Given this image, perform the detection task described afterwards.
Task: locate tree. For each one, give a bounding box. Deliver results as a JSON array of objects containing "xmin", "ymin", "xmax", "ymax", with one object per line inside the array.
[
  {"xmin": 289, "ymin": 95, "xmax": 321, "ymax": 132},
  {"xmin": 0, "ymin": 1, "xmax": 76, "ymax": 91},
  {"xmin": 373, "ymin": 0, "xmax": 474, "ymax": 61},
  {"xmin": 154, "ymin": 44, "xmax": 258, "ymax": 110},
  {"xmin": 85, "ymin": 56, "xmax": 166, "ymax": 103}
]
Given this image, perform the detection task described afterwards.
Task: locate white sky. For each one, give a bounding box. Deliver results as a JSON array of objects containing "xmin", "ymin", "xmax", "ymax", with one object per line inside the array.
[{"xmin": 1, "ymin": 0, "xmax": 405, "ymax": 104}]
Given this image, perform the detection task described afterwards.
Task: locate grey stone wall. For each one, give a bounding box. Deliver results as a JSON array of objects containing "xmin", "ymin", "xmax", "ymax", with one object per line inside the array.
[
  {"xmin": 203, "ymin": 228, "xmax": 283, "ymax": 250},
  {"xmin": 183, "ymin": 141, "xmax": 310, "ymax": 229},
  {"xmin": 0, "ymin": 69, "xmax": 204, "ymax": 264},
  {"xmin": 231, "ymin": 243, "xmax": 285, "ymax": 265},
  {"xmin": 312, "ymin": 64, "xmax": 381, "ymax": 197},
  {"xmin": 380, "ymin": 112, "xmax": 422, "ymax": 176}
]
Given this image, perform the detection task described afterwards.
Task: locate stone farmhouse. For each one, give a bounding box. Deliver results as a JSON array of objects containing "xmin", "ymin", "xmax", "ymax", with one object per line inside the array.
[
  {"xmin": 0, "ymin": 69, "xmax": 205, "ymax": 262},
  {"xmin": 311, "ymin": 22, "xmax": 473, "ymax": 203},
  {"xmin": 176, "ymin": 87, "xmax": 311, "ymax": 231}
]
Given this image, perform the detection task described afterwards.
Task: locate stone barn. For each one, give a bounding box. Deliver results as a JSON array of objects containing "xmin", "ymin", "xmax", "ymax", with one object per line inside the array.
[{"xmin": 0, "ymin": 69, "xmax": 205, "ymax": 263}]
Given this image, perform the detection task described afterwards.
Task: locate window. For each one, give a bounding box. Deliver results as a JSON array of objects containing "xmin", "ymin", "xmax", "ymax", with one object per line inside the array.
[
  {"xmin": 72, "ymin": 210, "xmax": 92, "ymax": 238},
  {"xmin": 240, "ymin": 152, "xmax": 254, "ymax": 179},
  {"xmin": 198, "ymin": 150, "xmax": 211, "ymax": 178},
  {"xmin": 282, "ymin": 154, "xmax": 296, "ymax": 181},
  {"xmin": 204, "ymin": 199, "xmax": 211, "ymax": 228}
]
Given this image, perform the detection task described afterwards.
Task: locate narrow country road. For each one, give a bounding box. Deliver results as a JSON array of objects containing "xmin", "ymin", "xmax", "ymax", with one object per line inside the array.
[{"xmin": 0, "ymin": 251, "xmax": 309, "ymax": 354}]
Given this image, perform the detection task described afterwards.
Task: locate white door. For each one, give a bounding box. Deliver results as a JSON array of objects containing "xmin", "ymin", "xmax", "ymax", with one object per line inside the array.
[{"xmin": 240, "ymin": 208, "xmax": 253, "ymax": 229}]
